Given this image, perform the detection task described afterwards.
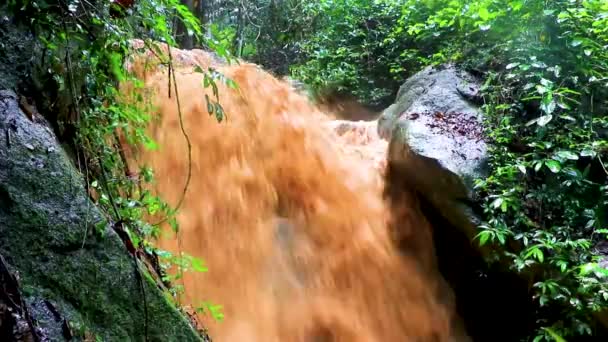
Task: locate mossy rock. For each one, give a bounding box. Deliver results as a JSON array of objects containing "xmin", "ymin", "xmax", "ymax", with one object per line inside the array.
[{"xmin": 0, "ymin": 90, "xmax": 206, "ymax": 341}]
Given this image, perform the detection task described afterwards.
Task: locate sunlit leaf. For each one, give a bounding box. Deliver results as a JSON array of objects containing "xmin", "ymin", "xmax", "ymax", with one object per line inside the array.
[
  {"xmin": 506, "ymin": 62, "xmax": 520, "ymax": 70},
  {"xmin": 492, "ymin": 197, "xmax": 504, "ymax": 209},
  {"xmin": 581, "ymin": 149, "xmax": 596, "ymax": 158},
  {"xmin": 545, "ymin": 160, "xmax": 562, "ymax": 173},
  {"xmin": 542, "ymin": 327, "xmax": 567, "ymax": 342},
  {"xmin": 537, "ymin": 114, "xmax": 553, "ymax": 126},
  {"xmin": 478, "ymin": 7, "xmax": 490, "ymax": 21},
  {"xmin": 555, "ymin": 151, "xmax": 579, "ymax": 160}
]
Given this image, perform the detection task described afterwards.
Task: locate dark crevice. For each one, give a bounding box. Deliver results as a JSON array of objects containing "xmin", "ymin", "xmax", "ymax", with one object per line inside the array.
[{"xmin": 418, "ymin": 195, "xmax": 537, "ymax": 342}]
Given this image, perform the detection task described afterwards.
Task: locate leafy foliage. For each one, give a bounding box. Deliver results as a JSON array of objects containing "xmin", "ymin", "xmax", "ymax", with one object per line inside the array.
[
  {"xmin": 170, "ymin": 0, "xmax": 312, "ymax": 75},
  {"xmin": 291, "ymin": 0, "xmax": 608, "ymax": 340},
  {"xmin": 8, "ymin": 0, "xmax": 224, "ymax": 324},
  {"xmin": 470, "ymin": 1, "xmax": 608, "ymax": 339},
  {"xmin": 291, "ymin": 0, "xmax": 419, "ymax": 106},
  {"xmin": 7, "ymin": 0, "xmax": 608, "ymax": 339}
]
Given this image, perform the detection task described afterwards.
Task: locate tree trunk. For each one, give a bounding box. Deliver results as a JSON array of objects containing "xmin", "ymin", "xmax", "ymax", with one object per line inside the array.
[
  {"xmin": 176, "ymin": 0, "xmax": 195, "ymax": 49},
  {"xmin": 200, "ymin": 0, "xmax": 212, "ymax": 39},
  {"xmin": 234, "ymin": 2, "xmax": 244, "ymax": 57}
]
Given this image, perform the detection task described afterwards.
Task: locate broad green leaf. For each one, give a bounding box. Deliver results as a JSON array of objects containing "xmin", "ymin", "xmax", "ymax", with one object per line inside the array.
[
  {"xmin": 476, "ymin": 231, "xmax": 491, "ymax": 246},
  {"xmin": 190, "ymin": 257, "xmax": 208, "ymax": 272},
  {"xmin": 540, "ymin": 78, "xmax": 553, "ymax": 87},
  {"xmin": 492, "ymin": 197, "xmax": 503, "ymax": 209},
  {"xmin": 205, "ymin": 94, "xmax": 213, "ymax": 114},
  {"xmin": 478, "ymin": 7, "xmax": 490, "ymax": 21},
  {"xmin": 562, "ymin": 168, "xmax": 582, "ymax": 178},
  {"xmin": 543, "ymin": 327, "xmax": 567, "ymax": 342},
  {"xmin": 496, "ymin": 232, "xmax": 506, "ymax": 244},
  {"xmin": 537, "ymin": 114, "xmax": 553, "ymax": 126},
  {"xmin": 526, "ymin": 118, "xmax": 538, "ymax": 126},
  {"xmin": 581, "ymin": 149, "xmax": 596, "ymax": 157},
  {"xmin": 541, "ymin": 100, "xmax": 556, "ymax": 115},
  {"xmin": 571, "ymin": 39, "xmax": 583, "ymax": 47},
  {"xmin": 169, "ymin": 218, "xmax": 179, "ymax": 233},
  {"xmin": 536, "ymin": 85, "xmax": 548, "ymax": 94},
  {"xmin": 555, "ymin": 151, "xmax": 579, "ymax": 160},
  {"xmin": 545, "ymin": 160, "xmax": 562, "ymax": 173}
]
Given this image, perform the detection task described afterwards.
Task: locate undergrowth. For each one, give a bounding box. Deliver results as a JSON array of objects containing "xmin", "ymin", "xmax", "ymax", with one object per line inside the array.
[
  {"xmin": 8, "ymin": 0, "xmax": 228, "ymax": 328},
  {"xmin": 293, "ymin": 0, "xmax": 608, "ymax": 340}
]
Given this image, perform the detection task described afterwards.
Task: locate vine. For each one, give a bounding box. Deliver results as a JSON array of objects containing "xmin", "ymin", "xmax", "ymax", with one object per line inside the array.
[{"xmin": 8, "ymin": 0, "xmax": 228, "ymax": 329}]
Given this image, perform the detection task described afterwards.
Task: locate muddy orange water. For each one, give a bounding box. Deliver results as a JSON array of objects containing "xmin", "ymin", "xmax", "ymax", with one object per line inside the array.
[{"xmin": 125, "ymin": 43, "xmax": 467, "ymax": 341}]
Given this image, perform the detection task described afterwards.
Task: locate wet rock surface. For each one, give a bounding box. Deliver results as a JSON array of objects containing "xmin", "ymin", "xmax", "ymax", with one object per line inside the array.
[
  {"xmin": 377, "ymin": 64, "xmax": 488, "ymax": 192},
  {"xmin": 378, "ymin": 65, "xmax": 540, "ymax": 341},
  {"xmin": 0, "ymin": 90, "xmax": 205, "ymax": 341}
]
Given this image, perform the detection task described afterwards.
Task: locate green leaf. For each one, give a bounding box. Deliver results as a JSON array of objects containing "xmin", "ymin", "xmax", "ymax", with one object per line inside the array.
[
  {"xmin": 562, "ymin": 168, "xmax": 581, "ymax": 178},
  {"xmin": 476, "ymin": 231, "xmax": 491, "ymax": 246},
  {"xmin": 169, "ymin": 218, "xmax": 179, "ymax": 233},
  {"xmin": 492, "ymin": 197, "xmax": 503, "ymax": 209},
  {"xmin": 545, "ymin": 160, "xmax": 562, "ymax": 173},
  {"xmin": 556, "ymin": 260, "xmax": 568, "ymax": 273},
  {"xmin": 525, "ymin": 247, "xmax": 544, "ymax": 263},
  {"xmin": 478, "ymin": 7, "xmax": 490, "ymax": 21},
  {"xmin": 540, "ymin": 78, "xmax": 553, "ymax": 87},
  {"xmin": 542, "ymin": 327, "xmax": 567, "ymax": 342},
  {"xmin": 501, "ymin": 200, "xmax": 508, "ymax": 213},
  {"xmin": 190, "ymin": 257, "xmax": 208, "ymax": 273},
  {"xmin": 580, "ymin": 263, "xmax": 598, "ymax": 276},
  {"xmin": 226, "ymin": 78, "xmax": 239, "ymax": 90},
  {"xmin": 537, "ymin": 114, "xmax": 553, "ymax": 126},
  {"xmin": 541, "ymin": 100, "xmax": 556, "ymax": 115},
  {"xmin": 506, "ymin": 62, "xmax": 520, "ymax": 70},
  {"xmin": 214, "ymin": 103, "xmax": 225, "ymax": 122},
  {"xmin": 496, "ymin": 232, "xmax": 506, "ymax": 244},
  {"xmin": 205, "ymin": 94, "xmax": 213, "ymax": 114},
  {"xmin": 580, "ymin": 149, "xmax": 596, "ymax": 158},
  {"xmin": 555, "ymin": 151, "xmax": 579, "ymax": 160},
  {"xmin": 536, "ymin": 85, "xmax": 548, "ymax": 94}
]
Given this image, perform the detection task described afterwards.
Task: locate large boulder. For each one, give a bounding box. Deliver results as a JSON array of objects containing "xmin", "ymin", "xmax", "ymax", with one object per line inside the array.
[
  {"xmin": 377, "ymin": 64, "xmax": 488, "ymax": 192},
  {"xmin": 378, "ymin": 66, "xmax": 541, "ymax": 341},
  {"xmin": 0, "ymin": 91, "xmax": 206, "ymax": 341},
  {"xmin": 377, "ymin": 64, "xmax": 489, "ymax": 242}
]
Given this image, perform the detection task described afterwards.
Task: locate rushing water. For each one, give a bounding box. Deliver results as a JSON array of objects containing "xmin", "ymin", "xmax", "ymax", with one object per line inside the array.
[{"xmin": 125, "ymin": 44, "xmax": 468, "ymax": 341}]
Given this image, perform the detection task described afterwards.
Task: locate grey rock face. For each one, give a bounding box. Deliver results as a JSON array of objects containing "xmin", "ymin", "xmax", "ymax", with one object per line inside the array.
[
  {"xmin": 0, "ymin": 90, "xmax": 205, "ymax": 342},
  {"xmin": 378, "ymin": 64, "xmax": 488, "ymax": 192},
  {"xmin": 0, "ymin": 6, "xmax": 36, "ymax": 91}
]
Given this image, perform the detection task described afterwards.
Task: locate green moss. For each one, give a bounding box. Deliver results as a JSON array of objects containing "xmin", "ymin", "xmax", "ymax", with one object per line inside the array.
[{"xmin": 0, "ymin": 91, "xmax": 204, "ymax": 341}]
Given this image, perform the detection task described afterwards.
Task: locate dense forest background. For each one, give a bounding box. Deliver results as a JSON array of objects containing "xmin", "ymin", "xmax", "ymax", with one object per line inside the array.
[
  {"xmin": 2, "ymin": 0, "xmax": 607, "ymax": 341},
  {"xmin": 181, "ymin": 1, "xmax": 608, "ymax": 340}
]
